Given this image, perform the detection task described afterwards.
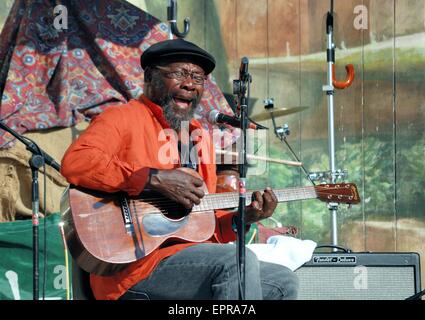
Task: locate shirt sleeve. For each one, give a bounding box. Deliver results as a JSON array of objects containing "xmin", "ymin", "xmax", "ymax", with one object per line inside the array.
[
  {"xmin": 60, "ymin": 107, "xmax": 149, "ymax": 196},
  {"xmin": 214, "ymin": 210, "xmax": 237, "ymax": 243}
]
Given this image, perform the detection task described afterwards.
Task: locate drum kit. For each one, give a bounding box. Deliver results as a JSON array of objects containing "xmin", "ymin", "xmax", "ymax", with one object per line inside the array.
[
  {"xmin": 249, "ymin": 105, "xmax": 309, "ymax": 122},
  {"xmin": 216, "ymin": 101, "xmax": 309, "ymax": 168}
]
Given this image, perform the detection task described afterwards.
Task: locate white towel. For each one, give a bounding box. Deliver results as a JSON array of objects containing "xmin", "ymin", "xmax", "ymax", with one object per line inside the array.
[{"xmin": 247, "ymin": 235, "xmax": 317, "ymax": 271}]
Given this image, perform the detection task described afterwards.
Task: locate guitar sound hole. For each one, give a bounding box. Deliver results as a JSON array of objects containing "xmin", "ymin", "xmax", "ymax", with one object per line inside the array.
[
  {"xmin": 139, "ymin": 190, "xmax": 191, "ymax": 220},
  {"xmin": 160, "ymin": 203, "xmax": 191, "ymax": 220}
]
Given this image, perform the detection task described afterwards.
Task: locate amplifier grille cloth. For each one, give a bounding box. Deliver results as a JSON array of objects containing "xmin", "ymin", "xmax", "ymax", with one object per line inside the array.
[{"xmin": 295, "ymin": 266, "xmax": 415, "ymax": 300}]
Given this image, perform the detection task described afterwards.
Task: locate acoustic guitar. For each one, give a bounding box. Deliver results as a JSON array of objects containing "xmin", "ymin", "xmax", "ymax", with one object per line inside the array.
[{"xmin": 60, "ymin": 168, "xmax": 360, "ymax": 276}]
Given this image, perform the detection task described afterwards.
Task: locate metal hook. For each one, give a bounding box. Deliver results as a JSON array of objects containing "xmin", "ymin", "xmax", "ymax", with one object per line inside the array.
[
  {"xmin": 328, "ymin": 0, "xmax": 354, "ymax": 90},
  {"xmin": 167, "ymin": 0, "xmax": 190, "ymax": 38},
  {"xmin": 332, "ymin": 64, "xmax": 355, "ymax": 89}
]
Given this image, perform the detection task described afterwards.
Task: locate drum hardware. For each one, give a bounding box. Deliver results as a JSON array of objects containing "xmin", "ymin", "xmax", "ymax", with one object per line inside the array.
[
  {"xmin": 275, "ymin": 124, "xmax": 290, "ymax": 138},
  {"xmin": 215, "ymin": 149, "xmax": 302, "ymax": 167},
  {"xmin": 308, "ymin": 169, "xmax": 348, "ymax": 183},
  {"xmin": 260, "ymin": 98, "xmax": 314, "ymax": 185},
  {"xmin": 250, "ymin": 98, "xmax": 309, "ymax": 123}
]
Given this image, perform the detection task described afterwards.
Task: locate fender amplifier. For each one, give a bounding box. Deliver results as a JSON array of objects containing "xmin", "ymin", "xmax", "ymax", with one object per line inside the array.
[{"xmin": 294, "ymin": 252, "xmax": 421, "ymax": 300}]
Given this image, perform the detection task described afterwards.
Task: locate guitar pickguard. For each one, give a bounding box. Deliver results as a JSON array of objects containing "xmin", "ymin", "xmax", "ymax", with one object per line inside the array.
[{"xmin": 142, "ymin": 214, "xmax": 189, "ymax": 237}]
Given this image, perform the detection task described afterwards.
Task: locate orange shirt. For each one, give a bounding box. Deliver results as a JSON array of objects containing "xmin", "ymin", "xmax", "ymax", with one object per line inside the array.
[{"xmin": 60, "ymin": 95, "xmax": 236, "ymax": 300}]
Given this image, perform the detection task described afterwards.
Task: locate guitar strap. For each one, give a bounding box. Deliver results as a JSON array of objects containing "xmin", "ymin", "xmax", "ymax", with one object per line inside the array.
[{"xmin": 178, "ymin": 138, "xmax": 198, "ymax": 171}]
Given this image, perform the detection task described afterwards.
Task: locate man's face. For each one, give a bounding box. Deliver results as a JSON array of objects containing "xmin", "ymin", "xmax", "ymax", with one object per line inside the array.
[{"xmin": 147, "ymin": 61, "xmax": 206, "ymax": 130}]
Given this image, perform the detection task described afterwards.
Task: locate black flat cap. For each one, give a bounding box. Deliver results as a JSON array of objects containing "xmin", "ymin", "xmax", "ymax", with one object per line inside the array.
[{"xmin": 141, "ymin": 39, "xmax": 216, "ymax": 75}]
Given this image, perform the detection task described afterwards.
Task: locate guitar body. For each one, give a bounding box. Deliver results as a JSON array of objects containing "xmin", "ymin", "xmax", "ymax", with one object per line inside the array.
[{"xmin": 61, "ymin": 168, "xmax": 216, "ymax": 276}]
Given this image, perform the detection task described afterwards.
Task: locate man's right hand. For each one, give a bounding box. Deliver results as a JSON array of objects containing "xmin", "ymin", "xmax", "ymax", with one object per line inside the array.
[{"xmin": 147, "ymin": 169, "xmax": 205, "ymax": 209}]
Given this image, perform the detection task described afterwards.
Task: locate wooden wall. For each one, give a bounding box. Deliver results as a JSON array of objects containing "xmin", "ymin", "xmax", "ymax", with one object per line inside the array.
[{"xmin": 141, "ymin": 0, "xmax": 425, "ymax": 288}]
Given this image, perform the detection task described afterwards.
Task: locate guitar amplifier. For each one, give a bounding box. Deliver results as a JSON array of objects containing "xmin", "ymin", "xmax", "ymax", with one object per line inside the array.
[{"xmin": 294, "ymin": 252, "xmax": 421, "ymax": 300}]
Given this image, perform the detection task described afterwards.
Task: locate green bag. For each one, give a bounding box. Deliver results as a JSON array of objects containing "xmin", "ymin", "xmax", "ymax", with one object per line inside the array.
[{"xmin": 0, "ymin": 213, "xmax": 72, "ymax": 300}]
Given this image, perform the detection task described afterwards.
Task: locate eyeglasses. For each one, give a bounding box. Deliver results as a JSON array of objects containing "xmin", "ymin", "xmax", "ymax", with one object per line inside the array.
[{"xmin": 155, "ymin": 66, "xmax": 207, "ymax": 85}]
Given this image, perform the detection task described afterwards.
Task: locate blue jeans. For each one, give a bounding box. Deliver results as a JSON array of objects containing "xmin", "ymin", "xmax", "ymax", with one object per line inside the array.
[{"xmin": 119, "ymin": 243, "xmax": 299, "ymax": 300}]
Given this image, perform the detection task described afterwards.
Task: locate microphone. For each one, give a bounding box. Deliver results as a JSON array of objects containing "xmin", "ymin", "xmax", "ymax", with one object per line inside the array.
[
  {"xmin": 208, "ymin": 110, "xmax": 267, "ymax": 130},
  {"xmin": 0, "ymin": 120, "xmax": 61, "ymax": 171},
  {"xmin": 239, "ymin": 57, "xmax": 249, "ymax": 82}
]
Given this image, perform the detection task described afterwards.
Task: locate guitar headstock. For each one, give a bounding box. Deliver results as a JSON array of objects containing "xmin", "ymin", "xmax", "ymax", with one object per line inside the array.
[{"xmin": 315, "ymin": 183, "xmax": 360, "ymax": 204}]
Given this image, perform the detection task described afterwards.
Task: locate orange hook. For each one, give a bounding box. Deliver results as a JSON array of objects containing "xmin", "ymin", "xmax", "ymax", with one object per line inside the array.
[{"xmin": 332, "ymin": 64, "xmax": 355, "ymax": 89}]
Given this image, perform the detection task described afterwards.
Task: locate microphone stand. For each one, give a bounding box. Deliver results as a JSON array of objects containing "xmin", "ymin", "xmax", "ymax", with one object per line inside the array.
[
  {"xmin": 233, "ymin": 59, "xmax": 251, "ymax": 300},
  {"xmin": 0, "ymin": 120, "xmax": 61, "ymax": 300}
]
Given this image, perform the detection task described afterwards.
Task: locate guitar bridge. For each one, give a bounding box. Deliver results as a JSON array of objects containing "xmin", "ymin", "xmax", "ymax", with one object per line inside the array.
[{"xmin": 120, "ymin": 196, "xmax": 134, "ymax": 235}]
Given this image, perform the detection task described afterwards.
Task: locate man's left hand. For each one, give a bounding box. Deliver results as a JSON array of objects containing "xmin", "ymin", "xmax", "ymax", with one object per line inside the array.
[{"xmin": 245, "ymin": 187, "xmax": 278, "ymax": 224}]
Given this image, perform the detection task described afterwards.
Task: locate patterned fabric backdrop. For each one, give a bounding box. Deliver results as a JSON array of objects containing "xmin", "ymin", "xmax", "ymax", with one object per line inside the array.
[{"xmin": 0, "ymin": 0, "xmax": 233, "ymax": 148}]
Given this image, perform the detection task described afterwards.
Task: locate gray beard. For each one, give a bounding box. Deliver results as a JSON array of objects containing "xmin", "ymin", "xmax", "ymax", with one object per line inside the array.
[
  {"xmin": 149, "ymin": 72, "xmax": 200, "ymax": 131},
  {"xmin": 162, "ymin": 96, "xmax": 196, "ymax": 131}
]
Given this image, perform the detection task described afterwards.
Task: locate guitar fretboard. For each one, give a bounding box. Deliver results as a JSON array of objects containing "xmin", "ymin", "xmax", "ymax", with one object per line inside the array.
[{"xmin": 192, "ymin": 186, "xmax": 317, "ymax": 212}]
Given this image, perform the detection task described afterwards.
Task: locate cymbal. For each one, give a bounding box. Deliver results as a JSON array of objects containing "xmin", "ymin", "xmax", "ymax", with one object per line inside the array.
[
  {"xmin": 215, "ymin": 149, "xmax": 302, "ymax": 167},
  {"xmin": 250, "ymin": 106, "xmax": 309, "ymax": 122}
]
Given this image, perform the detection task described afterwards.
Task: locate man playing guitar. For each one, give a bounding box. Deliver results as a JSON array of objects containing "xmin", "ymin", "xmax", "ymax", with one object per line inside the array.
[{"xmin": 60, "ymin": 39, "xmax": 299, "ymax": 300}]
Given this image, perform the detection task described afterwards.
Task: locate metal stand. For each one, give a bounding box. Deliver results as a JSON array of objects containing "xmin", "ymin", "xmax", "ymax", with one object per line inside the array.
[
  {"xmin": 263, "ymin": 98, "xmax": 315, "ymax": 186},
  {"xmin": 29, "ymin": 154, "xmax": 44, "ymax": 300},
  {"xmin": 0, "ymin": 120, "xmax": 60, "ymax": 300},
  {"xmin": 321, "ymin": 1, "xmax": 345, "ymax": 249},
  {"xmin": 233, "ymin": 57, "xmax": 251, "ymax": 300}
]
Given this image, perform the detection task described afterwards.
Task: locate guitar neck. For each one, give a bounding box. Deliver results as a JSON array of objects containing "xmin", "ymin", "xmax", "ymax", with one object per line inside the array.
[{"xmin": 192, "ymin": 186, "xmax": 317, "ymax": 212}]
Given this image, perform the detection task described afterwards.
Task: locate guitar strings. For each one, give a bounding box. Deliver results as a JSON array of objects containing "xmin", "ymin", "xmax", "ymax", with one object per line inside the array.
[
  {"xmin": 128, "ymin": 187, "xmax": 353, "ymax": 208},
  {"xmin": 62, "ymin": 186, "xmax": 356, "ymax": 225},
  {"xmin": 133, "ymin": 185, "xmax": 352, "ymax": 205},
  {"xmin": 137, "ymin": 184, "xmax": 352, "ymax": 201},
  {"xmin": 60, "ymin": 188, "xmax": 355, "ymax": 225}
]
